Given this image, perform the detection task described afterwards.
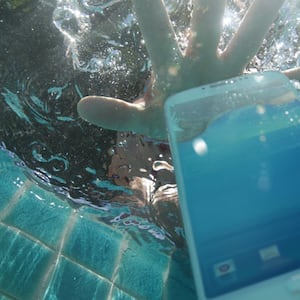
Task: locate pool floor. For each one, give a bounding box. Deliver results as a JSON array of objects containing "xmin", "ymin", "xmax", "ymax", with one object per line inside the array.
[{"xmin": 0, "ymin": 150, "xmax": 196, "ymax": 300}]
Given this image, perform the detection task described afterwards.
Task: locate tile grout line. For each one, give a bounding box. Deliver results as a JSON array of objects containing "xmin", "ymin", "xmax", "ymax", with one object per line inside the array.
[
  {"xmin": 60, "ymin": 254, "xmax": 113, "ymax": 284},
  {"xmin": 0, "ymin": 288, "xmax": 18, "ymax": 300},
  {"xmin": 0, "ymin": 179, "xmax": 33, "ymax": 221},
  {"xmin": 162, "ymin": 248, "xmax": 175, "ymax": 300},
  {"xmin": 107, "ymin": 233, "xmax": 172, "ymax": 300},
  {"xmin": 0, "ymin": 176, "xmax": 162, "ymax": 299},
  {"xmin": 0, "ymin": 221, "xmax": 55, "ymax": 251},
  {"xmin": 32, "ymin": 209, "xmax": 78, "ymax": 300},
  {"xmin": 0, "ymin": 220, "xmax": 114, "ymax": 283},
  {"xmin": 1, "ymin": 214, "xmax": 123, "ymax": 295},
  {"xmin": 107, "ymin": 233, "xmax": 130, "ymax": 300},
  {"xmin": 1, "ymin": 222, "xmax": 115, "ymax": 287}
]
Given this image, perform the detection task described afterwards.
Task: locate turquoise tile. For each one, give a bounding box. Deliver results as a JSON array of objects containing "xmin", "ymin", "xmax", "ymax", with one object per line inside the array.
[
  {"xmin": 0, "ymin": 224, "xmax": 54, "ymax": 300},
  {"xmin": 0, "ymin": 293, "xmax": 14, "ymax": 300},
  {"xmin": 111, "ymin": 287, "xmax": 137, "ymax": 300},
  {"xmin": 44, "ymin": 257, "xmax": 110, "ymax": 300},
  {"xmin": 115, "ymin": 239, "xmax": 169, "ymax": 299},
  {"xmin": 26, "ymin": 183, "xmax": 69, "ymax": 205},
  {"xmin": 163, "ymin": 250, "xmax": 197, "ymax": 300},
  {"xmin": 0, "ymin": 151, "xmax": 26, "ymax": 211},
  {"xmin": 63, "ymin": 217, "xmax": 122, "ymax": 279},
  {"xmin": 3, "ymin": 189, "xmax": 71, "ymax": 249}
]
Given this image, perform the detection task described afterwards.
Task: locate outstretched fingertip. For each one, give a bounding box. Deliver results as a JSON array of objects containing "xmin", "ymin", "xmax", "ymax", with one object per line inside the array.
[
  {"xmin": 77, "ymin": 96, "xmax": 95, "ymax": 121},
  {"xmin": 77, "ymin": 95, "xmax": 146, "ymax": 133}
]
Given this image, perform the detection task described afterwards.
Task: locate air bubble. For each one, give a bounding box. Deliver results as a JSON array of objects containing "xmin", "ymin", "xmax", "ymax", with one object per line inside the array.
[
  {"xmin": 259, "ymin": 135, "xmax": 267, "ymax": 143},
  {"xmin": 256, "ymin": 105, "xmax": 266, "ymax": 115},
  {"xmin": 193, "ymin": 138, "xmax": 208, "ymax": 156}
]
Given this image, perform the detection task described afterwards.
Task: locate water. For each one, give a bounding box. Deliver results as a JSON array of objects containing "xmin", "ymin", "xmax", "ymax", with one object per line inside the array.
[
  {"xmin": 0, "ymin": 0, "xmax": 299, "ymax": 246},
  {"xmin": 221, "ymin": 0, "xmax": 300, "ymax": 72},
  {"xmin": 52, "ymin": 0, "xmax": 192, "ymax": 73}
]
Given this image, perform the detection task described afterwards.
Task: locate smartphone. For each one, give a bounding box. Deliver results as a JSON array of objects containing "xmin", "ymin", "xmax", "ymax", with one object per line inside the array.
[{"xmin": 164, "ymin": 71, "xmax": 300, "ymax": 300}]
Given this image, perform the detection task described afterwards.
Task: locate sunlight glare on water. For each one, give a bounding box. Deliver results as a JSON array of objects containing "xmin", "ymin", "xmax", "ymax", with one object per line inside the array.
[
  {"xmin": 53, "ymin": 0, "xmax": 192, "ymax": 73},
  {"xmin": 53, "ymin": 0, "xmax": 300, "ymax": 75},
  {"xmin": 221, "ymin": 0, "xmax": 300, "ymax": 72}
]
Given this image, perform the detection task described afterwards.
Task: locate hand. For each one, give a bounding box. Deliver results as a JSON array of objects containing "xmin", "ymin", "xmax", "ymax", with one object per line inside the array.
[{"xmin": 77, "ymin": 0, "xmax": 300, "ymax": 140}]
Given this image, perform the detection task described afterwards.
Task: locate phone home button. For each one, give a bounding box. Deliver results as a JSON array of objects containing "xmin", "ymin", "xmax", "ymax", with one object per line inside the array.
[{"xmin": 287, "ymin": 273, "xmax": 300, "ymax": 293}]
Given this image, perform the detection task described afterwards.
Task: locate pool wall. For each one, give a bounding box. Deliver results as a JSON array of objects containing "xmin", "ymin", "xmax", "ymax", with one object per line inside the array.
[{"xmin": 0, "ymin": 150, "xmax": 196, "ymax": 299}]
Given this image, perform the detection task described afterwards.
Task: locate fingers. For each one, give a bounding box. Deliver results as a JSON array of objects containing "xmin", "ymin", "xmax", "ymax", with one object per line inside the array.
[
  {"xmin": 78, "ymin": 96, "xmax": 168, "ymax": 140},
  {"xmin": 187, "ymin": 0, "xmax": 226, "ymax": 60},
  {"xmin": 77, "ymin": 96, "xmax": 144, "ymax": 132},
  {"xmin": 222, "ymin": 0, "xmax": 285, "ymax": 73},
  {"xmin": 283, "ymin": 67, "xmax": 300, "ymax": 82},
  {"xmin": 132, "ymin": 0, "xmax": 182, "ymax": 82}
]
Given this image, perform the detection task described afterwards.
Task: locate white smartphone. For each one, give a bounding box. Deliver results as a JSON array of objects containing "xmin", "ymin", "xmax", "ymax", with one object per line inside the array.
[{"xmin": 164, "ymin": 71, "xmax": 300, "ymax": 300}]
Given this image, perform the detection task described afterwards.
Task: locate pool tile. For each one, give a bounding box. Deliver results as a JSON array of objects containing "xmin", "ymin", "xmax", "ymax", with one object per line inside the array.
[
  {"xmin": 0, "ymin": 223, "xmax": 54, "ymax": 300},
  {"xmin": 0, "ymin": 294, "xmax": 14, "ymax": 300},
  {"xmin": 44, "ymin": 257, "xmax": 110, "ymax": 300},
  {"xmin": 163, "ymin": 249, "xmax": 197, "ymax": 300},
  {"xmin": 3, "ymin": 189, "xmax": 72, "ymax": 249},
  {"xmin": 110, "ymin": 287, "xmax": 137, "ymax": 300},
  {"xmin": 62, "ymin": 217, "xmax": 123, "ymax": 279},
  {"xmin": 0, "ymin": 152, "xmax": 26, "ymax": 211},
  {"xmin": 26, "ymin": 183, "xmax": 69, "ymax": 206},
  {"xmin": 115, "ymin": 238, "xmax": 169, "ymax": 299},
  {"xmin": 0, "ymin": 151, "xmax": 197, "ymax": 300}
]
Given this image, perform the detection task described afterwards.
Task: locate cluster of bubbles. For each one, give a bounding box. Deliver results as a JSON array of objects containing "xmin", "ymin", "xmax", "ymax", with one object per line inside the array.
[
  {"xmin": 221, "ymin": 0, "xmax": 300, "ymax": 72},
  {"xmin": 53, "ymin": 0, "xmax": 300, "ymax": 77},
  {"xmin": 258, "ymin": 0, "xmax": 300, "ymax": 72},
  {"xmin": 53, "ymin": 0, "xmax": 192, "ymax": 74}
]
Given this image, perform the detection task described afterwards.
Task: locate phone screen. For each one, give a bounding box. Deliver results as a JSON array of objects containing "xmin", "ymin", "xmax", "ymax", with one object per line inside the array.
[{"xmin": 165, "ymin": 73, "xmax": 300, "ymax": 298}]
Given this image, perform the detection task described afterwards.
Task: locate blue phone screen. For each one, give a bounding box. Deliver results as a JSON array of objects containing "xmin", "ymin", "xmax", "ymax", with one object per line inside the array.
[{"xmin": 176, "ymin": 102, "xmax": 300, "ymax": 298}]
